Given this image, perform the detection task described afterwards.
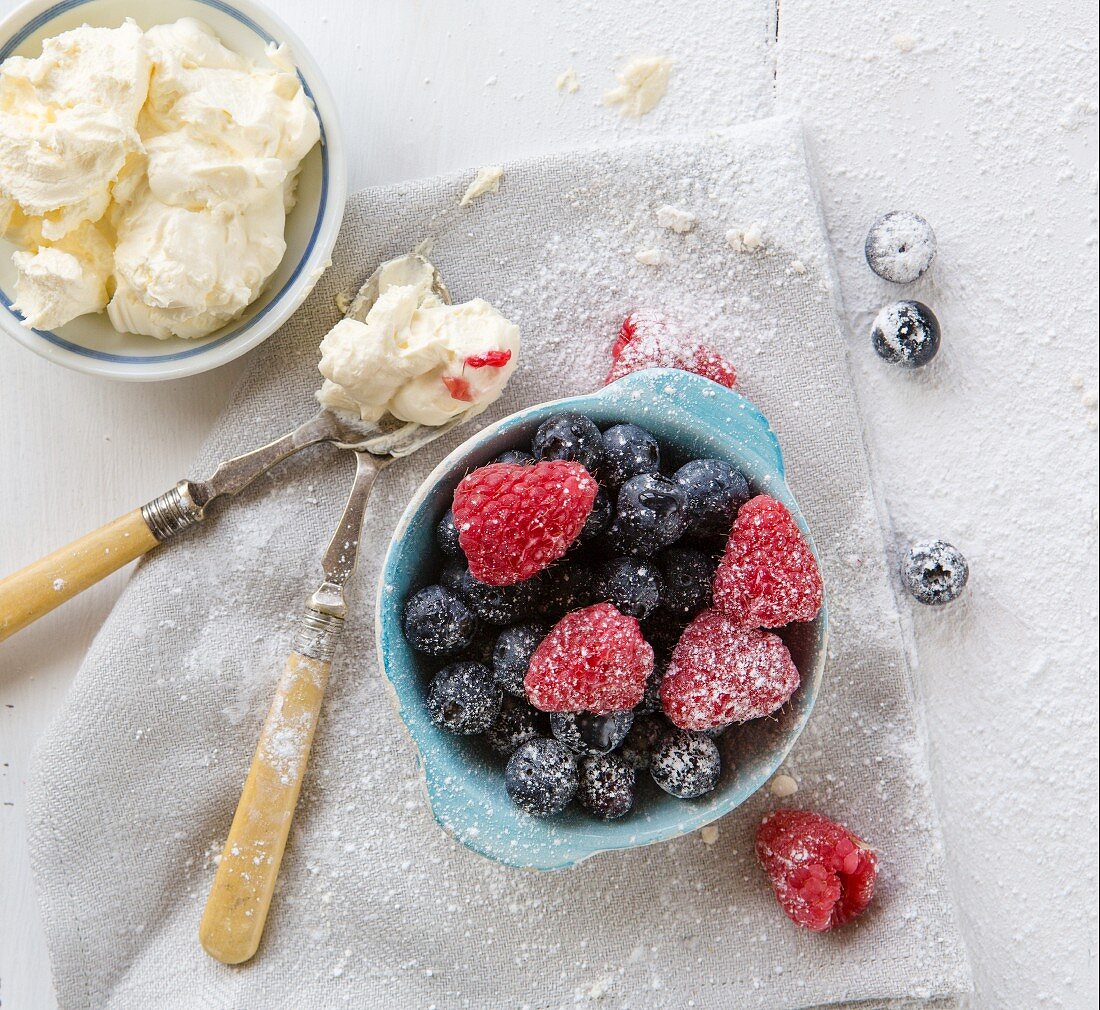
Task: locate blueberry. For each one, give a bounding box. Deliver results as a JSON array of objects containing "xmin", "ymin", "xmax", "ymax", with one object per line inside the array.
[
  {"xmin": 456, "ymin": 569, "xmax": 535, "ymax": 625},
  {"xmin": 491, "ymin": 621, "xmax": 547, "ymax": 696},
  {"xmin": 435, "ymin": 509, "xmax": 464, "ymax": 559},
  {"xmin": 673, "ymin": 459, "xmax": 750, "ymax": 535},
  {"xmin": 403, "ymin": 585, "xmax": 478, "ymax": 657},
  {"xmin": 550, "ymin": 709, "xmax": 634, "ymax": 756},
  {"xmin": 493, "ymin": 449, "xmax": 535, "ymax": 466},
  {"xmin": 532, "ymin": 412, "xmax": 604, "ymax": 475},
  {"xmin": 650, "ymin": 729, "xmax": 721, "ymax": 799},
  {"xmin": 595, "ymin": 556, "xmax": 663, "ymax": 619},
  {"xmin": 427, "ymin": 662, "xmax": 501, "ymax": 734},
  {"xmin": 871, "ymin": 300, "xmax": 940, "ymax": 368},
  {"xmin": 439, "ymin": 559, "xmax": 467, "ymax": 593},
  {"xmin": 640, "ymin": 612, "xmax": 688, "ymax": 657},
  {"xmin": 635, "ymin": 654, "xmax": 669, "ymax": 714},
  {"xmin": 459, "ymin": 627, "xmax": 498, "ymax": 666},
  {"xmin": 505, "ymin": 737, "xmax": 579, "ymax": 816},
  {"xmin": 655, "ymin": 547, "xmax": 713, "ymax": 619},
  {"xmin": 612, "ymin": 474, "xmax": 691, "ymax": 555},
  {"xmin": 600, "ymin": 423, "xmax": 661, "ymax": 487},
  {"xmin": 901, "ymin": 539, "xmax": 969, "ymax": 605},
  {"xmin": 620, "ymin": 713, "xmax": 668, "ymax": 770},
  {"xmin": 485, "ymin": 695, "xmax": 543, "ymax": 755},
  {"xmin": 577, "ymin": 754, "xmax": 636, "ymax": 820},
  {"xmin": 578, "ymin": 491, "xmax": 612, "ymax": 543},
  {"xmin": 533, "ymin": 563, "xmax": 594, "ymax": 621},
  {"xmin": 865, "ymin": 211, "xmax": 936, "ymax": 284}
]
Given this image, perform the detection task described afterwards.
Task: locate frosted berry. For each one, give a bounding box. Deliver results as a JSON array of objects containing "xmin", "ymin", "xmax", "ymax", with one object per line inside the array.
[
  {"xmin": 403, "ymin": 585, "xmax": 478, "ymax": 658},
  {"xmin": 491, "ymin": 622, "xmax": 546, "ymax": 696},
  {"xmin": 452, "ymin": 460, "xmax": 598, "ymax": 585},
  {"xmin": 606, "ymin": 311, "xmax": 737, "ymax": 389},
  {"xmin": 436, "ymin": 509, "xmax": 464, "ymax": 559},
  {"xmin": 493, "ymin": 449, "xmax": 535, "ymax": 466},
  {"xmin": 532, "ymin": 412, "xmax": 604, "ymax": 475},
  {"xmin": 619, "ymin": 712, "xmax": 667, "ymax": 770},
  {"xmin": 674, "ymin": 459, "xmax": 750, "ymax": 535},
  {"xmin": 524, "ymin": 603, "xmax": 654, "ymax": 714},
  {"xmin": 655, "ymin": 547, "xmax": 713, "ymax": 619},
  {"xmin": 902, "ymin": 539, "xmax": 969, "ymax": 605},
  {"xmin": 577, "ymin": 754, "xmax": 636, "ymax": 820},
  {"xmin": 865, "ymin": 211, "xmax": 936, "ymax": 284},
  {"xmin": 505, "ymin": 737, "xmax": 578, "ymax": 816},
  {"xmin": 427, "ymin": 662, "xmax": 501, "ymax": 734},
  {"xmin": 612, "ymin": 474, "xmax": 691, "ymax": 556},
  {"xmin": 550, "ymin": 709, "xmax": 634, "ymax": 756},
  {"xmin": 579, "ymin": 491, "xmax": 612, "ymax": 543},
  {"xmin": 756, "ymin": 809, "xmax": 878, "ymax": 931},
  {"xmin": 649, "ymin": 729, "xmax": 721, "ymax": 798},
  {"xmin": 533, "ymin": 562, "xmax": 595, "ymax": 621},
  {"xmin": 485, "ymin": 695, "xmax": 543, "ymax": 755},
  {"xmin": 456, "ymin": 568, "xmax": 536, "ymax": 625},
  {"xmin": 712, "ymin": 495, "xmax": 823, "ymax": 628},
  {"xmin": 596, "ymin": 556, "xmax": 664, "ymax": 619},
  {"xmin": 601, "ymin": 423, "xmax": 661, "ymax": 487},
  {"xmin": 871, "ymin": 300, "xmax": 940, "ymax": 368},
  {"xmin": 439, "ymin": 559, "xmax": 466, "ymax": 593},
  {"xmin": 661, "ymin": 609, "xmax": 800, "ymax": 730},
  {"xmin": 635, "ymin": 653, "xmax": 669, "ymax": 714}
]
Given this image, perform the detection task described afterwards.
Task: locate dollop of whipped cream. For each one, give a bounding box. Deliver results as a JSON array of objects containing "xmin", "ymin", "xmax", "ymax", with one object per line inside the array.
[
  {"xmin": 0, "ymin": 18, "xmax": 319, "ymax": 338},
  {"xmin": 317, "ymin": 257, "xmax": 520, "ymax": 427}
]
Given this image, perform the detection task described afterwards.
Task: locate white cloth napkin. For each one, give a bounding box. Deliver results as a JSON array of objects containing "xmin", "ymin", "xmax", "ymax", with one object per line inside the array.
[{"xmin": 28, "ymin": 116, "xmax": 971, "ymax": 1010}]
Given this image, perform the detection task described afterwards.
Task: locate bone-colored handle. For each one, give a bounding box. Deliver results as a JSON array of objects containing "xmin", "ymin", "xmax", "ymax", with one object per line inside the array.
[
  {"xmin": 199, "ymin": 650, "xmax": 332, "ymax": 964},
  {"xmin": 0, "ymin": 509, "xmax": 158, "ymax": 643}
]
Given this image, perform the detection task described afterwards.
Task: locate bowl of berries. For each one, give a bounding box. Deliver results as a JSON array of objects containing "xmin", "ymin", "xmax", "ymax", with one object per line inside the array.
[{"xmin": 377, "ymin": 367, "xmax": 827, "ymax": 870}]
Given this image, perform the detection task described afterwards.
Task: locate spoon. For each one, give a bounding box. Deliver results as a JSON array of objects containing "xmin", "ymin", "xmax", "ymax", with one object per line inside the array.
[
  {"xmin": 0, "ymin": 254, "xmax": 460, "ymax": 644},
  {"xmin": 197, "ymin": 259, "xmax": 478, "ymax": 965}
]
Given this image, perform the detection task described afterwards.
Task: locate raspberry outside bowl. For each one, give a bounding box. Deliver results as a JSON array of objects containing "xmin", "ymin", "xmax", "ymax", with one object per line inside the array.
[{"xmin": 376, "ymin": 368, "xmax": 828, "ymax": 870}]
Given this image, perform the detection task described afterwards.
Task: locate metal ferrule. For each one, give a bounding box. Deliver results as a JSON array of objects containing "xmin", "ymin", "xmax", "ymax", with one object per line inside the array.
[
  {"xmin": 292, "ymin": 608, "xmax": 345, "ymax": 662},
  {"xmin": 141, "ymin": 481, "xmax": 205, "ymax": 542}
]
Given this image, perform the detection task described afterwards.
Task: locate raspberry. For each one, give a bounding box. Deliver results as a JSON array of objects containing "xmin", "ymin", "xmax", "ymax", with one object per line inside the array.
[
  {"xmin": 453, "ymin": 461, "xmax": 598, "ymax": 586},
  {"xmin": 660, "ymin": 609, "xmax": 799, "ymax": 730},
  {"xmin": 712, "ymin": 495, "xmax": 823, "ymax": 628},
  {"xmin": 524, "ymin": 603, "xmax": 654, "ymax": 714},
  {"xmin": 464, "ymin": 349, "xmax": 513, "ymax": 368},
  {"xmin": 755, "ymin": 810, "xmax": 878, "ymax": 931},
  {"xmin": 605, "ymin": 310, "xmax": 736, "ymax": 388}
]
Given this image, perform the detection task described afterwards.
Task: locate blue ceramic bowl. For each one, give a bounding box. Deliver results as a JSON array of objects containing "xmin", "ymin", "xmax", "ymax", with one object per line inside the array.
[{"xmin": 377, "ymin": 369, "xmax": 828, "ymax": 870}]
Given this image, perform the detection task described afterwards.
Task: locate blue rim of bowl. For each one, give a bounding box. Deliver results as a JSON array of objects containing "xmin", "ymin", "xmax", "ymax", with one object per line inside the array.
[
  {"xmin": 0, "ymin": 0, "xmax": 329, "ymax": 365},
  {"xmin": 376, "ymin": 370, "xmax": 829, "ymax": 870}
]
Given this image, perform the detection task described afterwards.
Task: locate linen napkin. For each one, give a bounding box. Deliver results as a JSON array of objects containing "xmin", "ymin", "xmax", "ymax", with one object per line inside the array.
[{"xmin": 27, "ymin": 116, "xmax": 972, "ymax": 1010}]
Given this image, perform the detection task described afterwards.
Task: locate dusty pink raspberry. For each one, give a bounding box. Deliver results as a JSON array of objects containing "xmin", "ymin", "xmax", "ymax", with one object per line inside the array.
[
  {"xmin": 525, "ymin": 603, "xmax": 653, "ymax": 714},
  {"xmin": 453, "ymin": 461, "xmax": 598, "ymax": 585},
  {"xmin": 660, "ymin": 608, "xmax": 799, "ymax": 729},
  {"xmin": 605, "ymin": 310, "xmax": 737, "ymax": 388},
  {"xmin": 712, "ymin": 495, "xmax": 823, "ymax": 628}
]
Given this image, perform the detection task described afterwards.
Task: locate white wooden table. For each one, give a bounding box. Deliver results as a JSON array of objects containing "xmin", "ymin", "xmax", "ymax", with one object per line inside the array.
[{"xmin": 1, "ymin": 2, "xmax": 1096, "ymax": 1007}]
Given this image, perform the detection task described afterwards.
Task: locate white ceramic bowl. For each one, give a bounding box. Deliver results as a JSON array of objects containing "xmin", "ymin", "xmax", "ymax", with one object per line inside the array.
[{"xmin": 0, "ymin": 0, "xmax": 347, "ymax": 381}]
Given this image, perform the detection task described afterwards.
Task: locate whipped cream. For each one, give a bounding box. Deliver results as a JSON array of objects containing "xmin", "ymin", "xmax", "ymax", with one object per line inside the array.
[
  {"xmin": 317, "ymin": 257, "xmax": 520, "ymax": 427},
  {"xmin": 0, "ymin": 18, "xmax": 319, "ymax": 339}
]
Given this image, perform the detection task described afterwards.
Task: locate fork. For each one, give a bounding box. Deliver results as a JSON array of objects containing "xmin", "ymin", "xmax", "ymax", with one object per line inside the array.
[{"xmin": 196, "ymin": 263, "xmax": 473, "ymax": 964}]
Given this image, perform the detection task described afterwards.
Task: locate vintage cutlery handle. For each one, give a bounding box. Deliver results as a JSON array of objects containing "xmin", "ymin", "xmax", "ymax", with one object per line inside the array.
[
  {"xmin": 199, "ymin": 613, "xmax": 342, "ymax": 964},
  {"xmin": 0, "ymin": 483, "xmax": 203, "ymax": 643}
]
